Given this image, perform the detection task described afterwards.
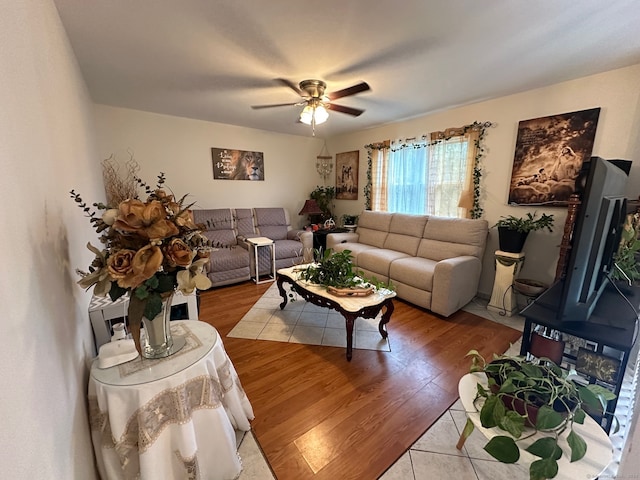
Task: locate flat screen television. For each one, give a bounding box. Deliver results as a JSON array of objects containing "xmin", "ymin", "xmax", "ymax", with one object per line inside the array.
[{"xmin": 554, "ymin": 156, "xmax": 630, "ymax": 322}]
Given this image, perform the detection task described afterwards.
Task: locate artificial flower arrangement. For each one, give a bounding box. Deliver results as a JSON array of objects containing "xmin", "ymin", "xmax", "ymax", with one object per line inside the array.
[{"xmin": 71, "ymin": 172, "xmax": 213, "ymax": 353}]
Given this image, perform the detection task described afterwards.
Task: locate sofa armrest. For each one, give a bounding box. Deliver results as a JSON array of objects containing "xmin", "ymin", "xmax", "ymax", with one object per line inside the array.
[
  {"xmin": 431, "ymin": 256, "xmax": 482, "ymax": 317},
  {"xmin": 326, "ymin": 232, "xmax": 360, "ymax": 249},
  {"xmin": 298, "ymin": 231, "xmax": 315, "ymax": 263},
  {"xmin": 235, "ymin": 235, "xmax": 250, "ymax": 250},
  {"xmin": 287, "ymin": 229, "xmax": 305, "ymax": 240}
]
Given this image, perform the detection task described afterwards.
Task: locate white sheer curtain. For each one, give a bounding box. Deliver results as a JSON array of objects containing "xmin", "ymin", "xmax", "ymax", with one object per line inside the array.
[
  {"xmin": 427, "ymin": 135, "xmax": 469, "ymax": 217},
  {"xmin": 387, "ymin": 140, "xmax": 428, "ymax": 214},
  {"xmin": 369, "ymin": 128, "xmax": 479, "ymax": 218}
]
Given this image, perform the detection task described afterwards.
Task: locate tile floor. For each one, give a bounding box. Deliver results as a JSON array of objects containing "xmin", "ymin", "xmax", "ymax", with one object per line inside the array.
[
  {"xmin": 227, "ymin": 283, "xmax": 391, "ymax": 352},
  {"xmin": 234, "ymin": 294, "xmax": 632, "ymax": 479}
]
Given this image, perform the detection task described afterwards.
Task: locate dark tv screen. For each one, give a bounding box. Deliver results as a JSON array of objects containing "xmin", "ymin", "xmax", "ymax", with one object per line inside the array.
[{"xmin": 557, "ymin": 156, "xmax": 629, "ymax": 322}]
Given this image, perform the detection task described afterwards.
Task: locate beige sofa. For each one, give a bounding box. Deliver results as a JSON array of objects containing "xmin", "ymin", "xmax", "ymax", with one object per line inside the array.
[{"xmin": 324, "ymin": 211, "xmax": 488, "ymax": 317}]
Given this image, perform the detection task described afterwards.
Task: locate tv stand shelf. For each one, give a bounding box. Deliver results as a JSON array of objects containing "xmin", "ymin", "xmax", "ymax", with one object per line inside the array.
[{"xmin": 520, "ymin": 282, "xmax": 638, "ymax": 432}]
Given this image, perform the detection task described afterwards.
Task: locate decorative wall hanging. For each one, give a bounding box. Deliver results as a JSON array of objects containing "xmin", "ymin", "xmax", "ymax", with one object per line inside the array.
[
  {"xmin": 508, "ymin": 108, "xmax": 600, "ymax": 206},
  {"xmin": 316, "ymin": 142, "xmax": 333, "ymax": 183},
  {"xmin": 336, "ymin": 150, "xmax": 359, "ymax": 200},
  {"xmin": 211, "ymin": 148, "xmax": 264, "ymax": 181}
]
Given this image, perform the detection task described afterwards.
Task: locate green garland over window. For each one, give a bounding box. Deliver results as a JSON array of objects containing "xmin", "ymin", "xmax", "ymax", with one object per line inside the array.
[{"xmin": 364, "ymin": 121, "xmax": 493, "ymax": 219}]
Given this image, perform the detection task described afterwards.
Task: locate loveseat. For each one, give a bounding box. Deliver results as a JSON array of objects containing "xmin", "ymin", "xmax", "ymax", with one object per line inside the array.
[
  {"xmin": 193, "ymin": 208, "xmax": 305, "ymax": 287},
  {"xmin": 324, "ymin": 211, "xmax": 488, "ymax": 317}
]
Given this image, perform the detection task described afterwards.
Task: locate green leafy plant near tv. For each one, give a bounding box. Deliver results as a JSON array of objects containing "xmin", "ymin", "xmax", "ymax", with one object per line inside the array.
[
  {"xmin": 493, "ymin": 212, "xmax": 555, "ymax": 233},
  {"xmin": 493, "ymin": 212, "xmax": 554, "ymax": 252},
  {"xmin": 464, "ymin": 350, "xmax": 616, "ymax": 480},
  {"xmin": 612, "ymin": 212, "xmax": 640, "ymax": 284}
]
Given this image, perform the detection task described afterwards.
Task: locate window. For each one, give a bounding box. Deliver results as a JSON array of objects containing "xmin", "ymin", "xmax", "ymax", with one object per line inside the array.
[{"xmin": 366, "ymin": 123, "xmax": 487, "ymax": 219}]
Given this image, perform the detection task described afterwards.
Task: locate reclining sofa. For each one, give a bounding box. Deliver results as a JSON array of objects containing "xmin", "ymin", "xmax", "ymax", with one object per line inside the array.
[
  {"xmin": 322, "ymin": 210, "xmax": 488, "ymax": 317},
  {"xmin": 193, "ymin": 207, "xmax": 305, "ymax": 287}
]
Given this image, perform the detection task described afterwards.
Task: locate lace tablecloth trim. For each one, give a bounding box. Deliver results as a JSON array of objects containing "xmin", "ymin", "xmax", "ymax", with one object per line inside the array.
[{"xmin": 90, "ymin": 373, "xmax": 228, "ymax": 472}]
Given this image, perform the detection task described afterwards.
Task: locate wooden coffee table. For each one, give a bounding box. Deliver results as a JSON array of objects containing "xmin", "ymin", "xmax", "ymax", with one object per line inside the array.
[{"xmin": 276, "ymin": 266, "xmax": 396, "ymax": 361}]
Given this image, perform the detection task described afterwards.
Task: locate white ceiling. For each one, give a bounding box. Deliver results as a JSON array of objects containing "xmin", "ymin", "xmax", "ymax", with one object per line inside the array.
[{"xmin": 53, "ymin": 0, "xmax": 640, "ymax": 139}]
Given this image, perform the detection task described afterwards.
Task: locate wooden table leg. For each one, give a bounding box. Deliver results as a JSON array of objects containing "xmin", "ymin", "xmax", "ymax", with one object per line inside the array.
[
  {"xmin": 276, "ymin": 276, "xmax": 289, "ymax": 310},
  {"xmin": 343, "ymin": 313, "xmax": 357, "ymax": 361},
  {"xmin": 378, "ymin": 299, "xmax": 394, "ymax": 339}
]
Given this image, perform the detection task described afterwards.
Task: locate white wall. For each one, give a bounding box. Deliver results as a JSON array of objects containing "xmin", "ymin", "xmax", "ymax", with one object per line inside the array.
[
  {"xmin": 327, "ymin": 64, "xmax": 640, "ymax": 297},
  {"xmin": 93, "ymin": 106, "xmax": 325, "ymax": 228},
  {"xmin": 0, "ymin": 0, "xmax": 102, "ymax": 478}
]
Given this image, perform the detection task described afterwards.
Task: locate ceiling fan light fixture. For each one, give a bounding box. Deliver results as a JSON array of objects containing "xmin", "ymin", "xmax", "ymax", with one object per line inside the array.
[{"xmin": 299, "ymin": 103, "xmax": 329, "ymax": 125}]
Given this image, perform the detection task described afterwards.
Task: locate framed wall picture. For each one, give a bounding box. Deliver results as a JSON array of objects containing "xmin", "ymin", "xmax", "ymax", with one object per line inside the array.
[
  {"xmin": 336, "ymin": 150, "xmax": 359, "ymax": 200},
  {"xmin": 508, "ymin": 108, "xmax": 600, "ymax": 206},
  {"xmin": 211, "ymin": 148, "xmax": 264, "ymax": 181}
]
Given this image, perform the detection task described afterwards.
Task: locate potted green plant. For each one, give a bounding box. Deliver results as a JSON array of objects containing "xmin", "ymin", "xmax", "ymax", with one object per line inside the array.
[
  {"xmin": 341, "ymin": 213, "xmax": 359, "ymax": 227},
  {"xmin": 463, "ymin": 350, "xmax": 616, "ymax": 480},
  {"xmin": 493, "ymin": 212, "xmax": 555, "ymax": 253},
  {"xmin": 611, "ymin": 212, "xmax": 640, "ymax": 286},
  {"xmin": 298, "ymin": 248, "xmax": 393, "ymax": 293},
  {"xmin": 310, "ymin": 186, "xmax": 336, "ymax": 222}
]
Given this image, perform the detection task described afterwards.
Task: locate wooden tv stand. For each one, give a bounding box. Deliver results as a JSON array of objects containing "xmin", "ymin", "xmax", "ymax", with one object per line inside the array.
[{"xmin": 519, "ymin": 281, "xmax": 638, "ymax": 432}]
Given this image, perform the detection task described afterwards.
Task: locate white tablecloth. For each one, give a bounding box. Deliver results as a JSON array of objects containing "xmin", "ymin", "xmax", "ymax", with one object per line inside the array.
[{"xmin": 88, "ymin": 321, "xmax": 254, "ymax": 480}]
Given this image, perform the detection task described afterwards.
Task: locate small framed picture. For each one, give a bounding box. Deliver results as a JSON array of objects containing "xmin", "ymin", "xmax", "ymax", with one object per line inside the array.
[{"xmin": 335, "ymin": 150, "xmax": 359, "ymax": 200}]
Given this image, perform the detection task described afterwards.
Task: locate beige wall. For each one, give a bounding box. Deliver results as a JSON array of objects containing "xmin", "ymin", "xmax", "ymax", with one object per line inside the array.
[
  {"xmin": 93, "ymin": 105, "xmax": 325, "ymax": 228},
  {"xmin": 0, "ymin": 0, "xmax": 101, "ymax": 478},
  {"xmin": 328, "ymin": 64, "xmax": 640, "ymax": 297}
]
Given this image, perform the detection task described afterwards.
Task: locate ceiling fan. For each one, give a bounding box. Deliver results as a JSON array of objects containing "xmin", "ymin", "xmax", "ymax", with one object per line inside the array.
[{"xmin": 251, "ymin": 79, "xmax": 370, "ymax": 132}]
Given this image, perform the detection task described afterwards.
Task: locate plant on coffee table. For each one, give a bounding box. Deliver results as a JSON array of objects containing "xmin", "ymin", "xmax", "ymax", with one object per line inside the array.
[
  {"xmin": 298, "ymin": 249, "xmax": 391, "ymax": 291},
  {"xmin": 463, "ymin": 350, "xmax": 616, "ymax": 480}
]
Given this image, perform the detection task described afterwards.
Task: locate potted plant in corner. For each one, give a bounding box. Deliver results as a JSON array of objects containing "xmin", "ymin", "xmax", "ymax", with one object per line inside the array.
[
  {"xmin": 341, "ymin": 213, "xmax": 359, "ymax": 232},
  {"xmin": 462, "ymin": 350, "xmax": 616, "ymax": 480},
  {"xmin": 493, "ymin": 212, "xmax": 554, "ymax": 253}
]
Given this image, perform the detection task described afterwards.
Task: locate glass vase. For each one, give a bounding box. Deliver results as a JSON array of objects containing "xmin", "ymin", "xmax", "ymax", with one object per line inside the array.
[{"xmin": 141, "ymin": 293, "xmax": 186, "ymax": 359}]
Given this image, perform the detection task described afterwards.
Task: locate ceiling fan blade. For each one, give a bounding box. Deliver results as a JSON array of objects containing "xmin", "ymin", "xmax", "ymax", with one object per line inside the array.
[
  {"xmin": 276, "ymin": 78, "xmax": 303, "ymax": 96},
  {"xmin": 251, "ymin": 102, "xmax": 301, "ymax": 110},
  {"xmin": 327, "ymin": 82, "xmax": 370, "ymax": 100},
  {"xmin": 326, "ymin": 103, "xmax": 365, "ymax": 117}
]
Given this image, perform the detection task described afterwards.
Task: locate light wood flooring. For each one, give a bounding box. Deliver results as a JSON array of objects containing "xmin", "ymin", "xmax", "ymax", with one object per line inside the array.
[{"xmin": 198, "ymin": 281, "xmax": 522, "ymax": 480}]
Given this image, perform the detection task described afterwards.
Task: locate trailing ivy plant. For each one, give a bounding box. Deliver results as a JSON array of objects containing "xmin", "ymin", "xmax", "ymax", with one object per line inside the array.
[{"xmin": 464, "ymin": 350, "xmax": 616, "ymax": 480}]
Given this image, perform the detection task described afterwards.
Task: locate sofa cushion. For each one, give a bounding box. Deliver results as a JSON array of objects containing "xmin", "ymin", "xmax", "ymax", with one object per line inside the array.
[
  {"xmin": 356, "ymin": 211, "xmax": 393, "ymax": 247},
  {"xmin": 209, "ymin": 246, "xmax": 250, "ymax": 272},
  {"xmin": 418, "ymin": 217, "xmax": 488, "ymax": 261},
  {"xmin": 254, "ymin": 207, "xmax": 288, "ymax": 240},
  {"xmin": 383, "ymin": 213, "xmax": 429, "ymax": 256},
  {"xmin": 235, "ymin": 208, "xmax": 255, "ymax": 237},
  {"xmin": 389, "ymin": 256, "xmax": 438, "ymax": 291},
  {"xmin": 274, "ymin": 239, "xmax": 304, "ymax": 261},
  {"xmin": 332, "ymin": 242, "xmax": 377, "ymax": 262},
  {"xmin": 193, "ymin": 208, "xmax": 237, "ymax": 247},
  {"xmin": 357, "ymin": 249, "xmax": 411, "ymax": 277}
]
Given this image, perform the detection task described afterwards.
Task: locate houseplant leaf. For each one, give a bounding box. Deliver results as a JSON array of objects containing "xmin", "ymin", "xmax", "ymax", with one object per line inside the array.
[
  {"xmin": 498, "ymin": 409, "xmax": 525, "ymax": 438},
  {"xmin": 480, "ymin": 395, "xmax": 505, "ymax": 428},
  {"xmin": 535, "ymin": 405, "xmax": 564, "ymax": 430},
  {"xmin": 530, "ymin": 457, "xmax": 559, "ymax": 480},
  {"xmin": 484, "ymin": 436, "xmax": 520, "ymax": 463},
  {"xmin": 526, "ymin": 437, "xmax": 562, "ymax": 460},
  {"xmin": 567, "ymin": 430, "xmax": 587, "ymax": 462}
]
